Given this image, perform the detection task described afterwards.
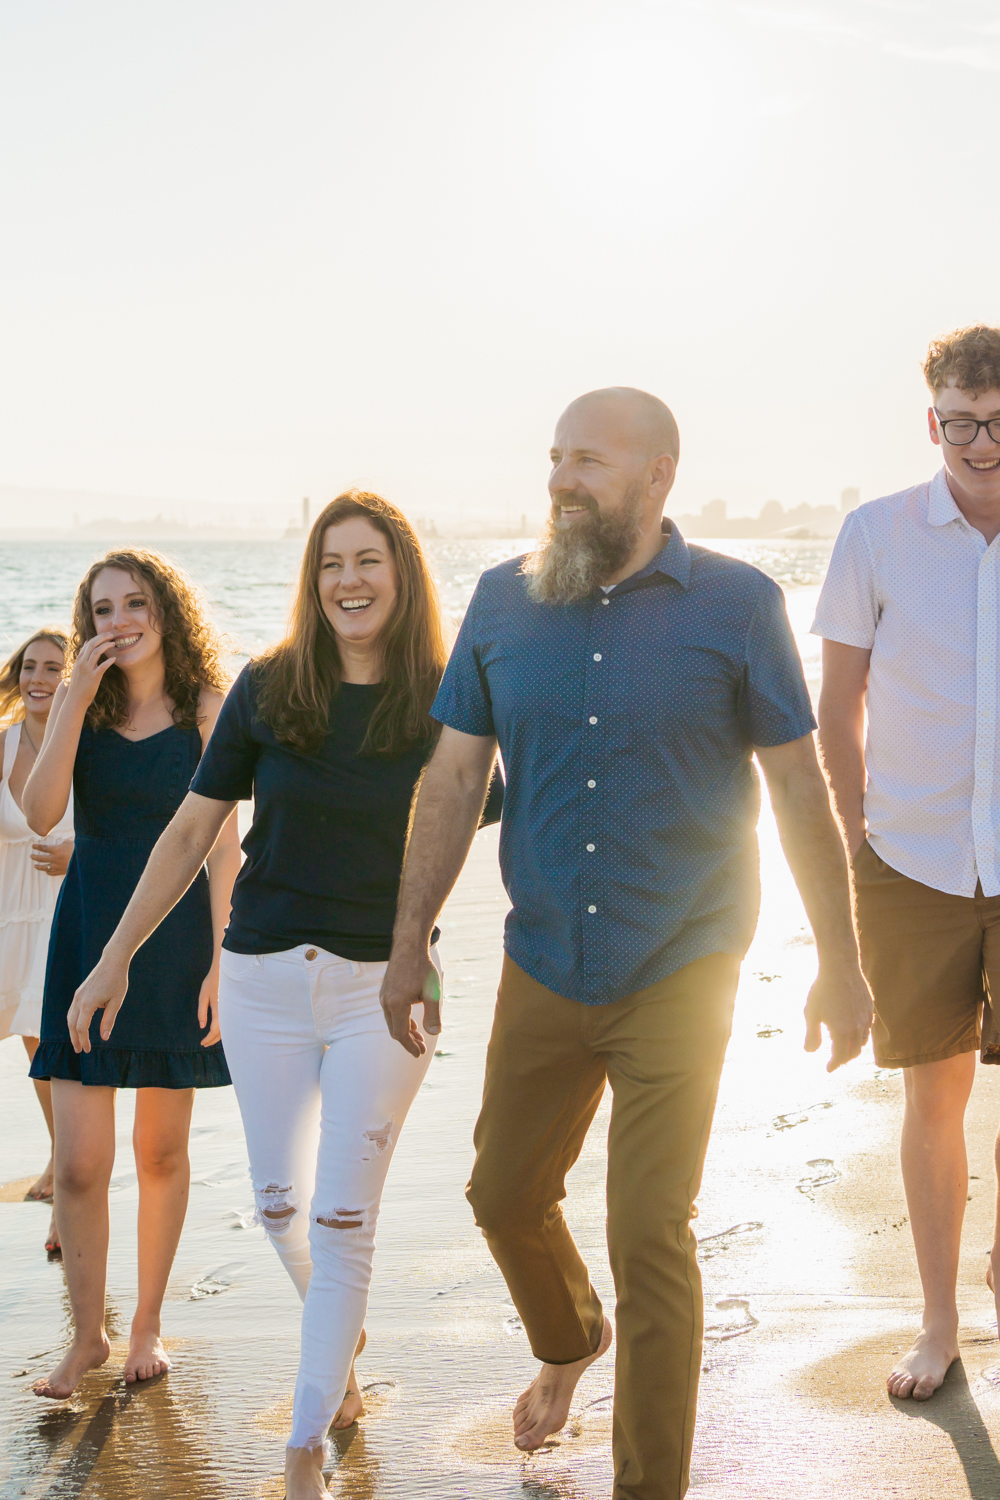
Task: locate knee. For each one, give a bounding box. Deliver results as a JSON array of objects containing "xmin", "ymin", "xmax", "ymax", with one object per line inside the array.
[
  {"xmin": 466, "ymin": 1171, "xmax": 538, "ymax": 1237},
  {"xmin": 253, "ymin": 1181, "xmax": 305, "ymax": 1240},
  {"xmin": 56, "ymin": 1152, "xmax": 108, "ymax": 1196},
  {"xmin": 135, "ymin": 1140, "xmax": 189, "ymax": 1180}
]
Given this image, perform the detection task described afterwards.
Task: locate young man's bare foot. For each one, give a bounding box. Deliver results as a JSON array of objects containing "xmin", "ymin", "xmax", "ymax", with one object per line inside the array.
[
  {"xmin": 331, "ymin": 1328, "xmax": 367, "ymax": 1429},
  {"xmin": 285, "ymin": 1443, "xmax": 329, "ymax": 1499},
  {"xmin": 124, "ymin": 1326, "xmax": 170, "ymax": 1383},
  {"xmin": 513, "ymin": 1317, "xmax": 613, "ymax": 1451},
  {"xmin": 25, "ymin": 1158, "xmax": 54, "ymax": 1202},
  {"xmin": 886, "ymin": 1326, "xmax": 960, "ymax": 1401},
  {"xmin": 32, "ymin": 1335, "xmax": 110, "ymax": 1399}
]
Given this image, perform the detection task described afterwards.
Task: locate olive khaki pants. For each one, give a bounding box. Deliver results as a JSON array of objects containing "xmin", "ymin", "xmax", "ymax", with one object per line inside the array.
[{"xmin": 466, "ymin": 951, "xmax": 740, "ymax": 1500}]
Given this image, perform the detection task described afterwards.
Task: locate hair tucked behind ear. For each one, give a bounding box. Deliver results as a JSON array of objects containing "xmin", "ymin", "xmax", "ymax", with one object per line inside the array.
[
  {"xmin": 71, "ymin": 549, "xmax": 228, "ymax": 730},
  {"xmin": 0, "ymin": 629, "xmax": 69, "ymax": 727},
  {"xmin": 254, "ymin": 491, "xmax": 447, "ymax": 756}
]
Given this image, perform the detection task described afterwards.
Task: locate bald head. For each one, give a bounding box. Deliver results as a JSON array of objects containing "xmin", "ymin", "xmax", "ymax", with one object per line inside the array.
[{"xmin": 561, "ymin": 387, "xmax": 680, "ymax": 465}]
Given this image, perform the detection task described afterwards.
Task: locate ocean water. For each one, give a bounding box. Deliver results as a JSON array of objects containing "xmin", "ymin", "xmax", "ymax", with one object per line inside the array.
[{"xmin": 12, "ymin": 532, "xmax": 997, "ymax": 1498}]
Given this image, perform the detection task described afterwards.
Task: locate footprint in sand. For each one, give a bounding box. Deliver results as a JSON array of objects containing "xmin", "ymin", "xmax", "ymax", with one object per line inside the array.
[
  {"xmin": 796, "ymin": 1159, "xmax": 840, "ymax": 1198},
  {"xmin": 704, "ymin": 1298, "xmax": 758, "ymax": 1341},
  {"xmin": 698, "ymin": 1222, "xmax": 764, "ymax": 1260},
  {"xmin": 190, "ymin": 1262, "xmax": 245, "ymax": 1298},
  {"xmin": 772, "ymin": 1101, "xmax": 833, "ymax": 1131}
]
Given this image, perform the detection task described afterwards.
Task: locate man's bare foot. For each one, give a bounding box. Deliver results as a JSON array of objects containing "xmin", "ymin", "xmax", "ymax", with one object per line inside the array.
[
  {"xmin": 331, "ymin": 1328, "xmax": 367, "ymax": 1429},
  {"xmin": 124, "ymin": 1327, "xmax": 170, "ymax": 1383},
  {"xmin": 887, "ymin": 1327, "xmax": 959, "ymax": 1401},
  {"xmin": 33, "ymin": 1335, "xmax": 110, "ymax": 1399},
  {"xmin": 25, "ymin": 1159, "xmax": 54, "ymax": 1202},
  {"xmin": 513, "ymin": 1317, "xmax": 613, "ymax": 1451},
  {"xmin": 987, "ymin": 1249, "xmax": 997, "ymax": 1294},
  {"xmin": 285, "ymin": 1444, "xmax": 329, "ymax": 1499}
]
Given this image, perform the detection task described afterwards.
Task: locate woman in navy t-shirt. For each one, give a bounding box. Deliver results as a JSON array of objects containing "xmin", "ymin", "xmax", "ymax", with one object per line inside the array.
[{"xmin": 66, "ymin": 493, "xmax": 499, "ymax": 1499}]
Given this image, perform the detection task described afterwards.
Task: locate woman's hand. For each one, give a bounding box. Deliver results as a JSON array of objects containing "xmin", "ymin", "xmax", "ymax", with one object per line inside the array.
[
  {"xmin": 67, "ymin": 956, "xmax": 129, "ymax": 1052},
  {"xmin": 198, "ymin": 966, "xmax": 221, "ymax": 1047},
  {"xmin": 66, "ymin": 632, "xmax": 118, "ymax": 707},
  {"xmin": 30, "ymin": 839, "xmax": 74, "ymax": 878}
]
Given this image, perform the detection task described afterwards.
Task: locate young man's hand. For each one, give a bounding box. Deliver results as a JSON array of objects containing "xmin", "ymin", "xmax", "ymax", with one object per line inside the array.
[{"xmin": 804, "ymin": 961, "xmax": 874, "ymax": 1071}]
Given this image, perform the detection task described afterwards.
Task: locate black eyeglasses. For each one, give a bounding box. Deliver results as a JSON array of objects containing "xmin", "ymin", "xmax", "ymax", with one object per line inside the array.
[{"xmin": 933, "ymin": 409, "xmax": 1000, "ymax": 445}]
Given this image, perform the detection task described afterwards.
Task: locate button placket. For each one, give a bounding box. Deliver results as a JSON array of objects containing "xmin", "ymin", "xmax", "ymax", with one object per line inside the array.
[{"xmin": 581, "ymin": 594, "xmax": 614, "ymax": 992}]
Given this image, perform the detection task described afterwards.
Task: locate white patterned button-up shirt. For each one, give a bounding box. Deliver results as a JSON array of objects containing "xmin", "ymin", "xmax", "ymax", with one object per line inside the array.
[{"xmin": 812, "ymin": 468, "xmax": 1000, "ymax": 897}]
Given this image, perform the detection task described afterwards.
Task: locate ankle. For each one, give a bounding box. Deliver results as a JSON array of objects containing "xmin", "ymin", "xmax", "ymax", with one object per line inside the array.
[{"xmin": 130, "ymin": 1315, "xmax": 162, "ymax": 1338}]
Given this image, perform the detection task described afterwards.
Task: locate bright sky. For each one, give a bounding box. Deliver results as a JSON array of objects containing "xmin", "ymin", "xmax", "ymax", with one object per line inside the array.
[{"xmin": 2, "ymin": 0, "xmax": 998, "ymax": 528}]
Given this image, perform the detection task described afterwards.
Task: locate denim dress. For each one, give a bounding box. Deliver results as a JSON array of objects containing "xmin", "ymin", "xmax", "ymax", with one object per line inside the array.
[{"xmin": 30, "ymin": 722, "xmax": 231, "ymax": 1089}]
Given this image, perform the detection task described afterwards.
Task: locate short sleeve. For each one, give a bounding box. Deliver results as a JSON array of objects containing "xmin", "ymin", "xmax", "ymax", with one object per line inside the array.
[
  {"xmin": 431, "ymin": 583, "xmax": 496, "ymax": 737},
  {"xmin": 810, "ymin": 510, "xmax": 879, "ymax": 648},
  {"xmin": 741, "ymin": 580, "xmax": 817, "ymax": 748},
  {"xmin": 190, "ymin": 665, "xmax": 259, "ymax": 801}
]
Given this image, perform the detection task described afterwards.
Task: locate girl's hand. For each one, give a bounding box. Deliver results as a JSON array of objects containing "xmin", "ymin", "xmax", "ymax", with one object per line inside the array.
[
  {"xmin": 66, "ymin": 632, "xmax": 118, "ymax": 708},
  {"xmin": 31, "ymin": 839, "xmax": 74, "ymax": 877},
  {"xmin": 198, "ymin": 968, "xmax": 221, "ymax": 1047},
  {"xmin": 68, "ymin": 957, "xmax": 129, "ymax": 1052}
]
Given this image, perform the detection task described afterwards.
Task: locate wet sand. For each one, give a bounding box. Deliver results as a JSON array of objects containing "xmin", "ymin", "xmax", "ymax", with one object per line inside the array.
[{"xmin": 4, "ymin": 585, "xmax": 1000, "ymax": 1495}]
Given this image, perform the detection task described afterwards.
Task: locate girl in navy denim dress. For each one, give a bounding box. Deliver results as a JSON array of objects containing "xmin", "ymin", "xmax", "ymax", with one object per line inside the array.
[{"xmin": 24, "ymin": 548, "xmax": 242, "ymax": 1401}]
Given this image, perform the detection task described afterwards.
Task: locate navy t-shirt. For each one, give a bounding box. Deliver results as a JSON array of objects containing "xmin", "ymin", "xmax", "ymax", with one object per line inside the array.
[{"xmin": 191, "ymin": 664, "xmax": 439, "ymax": 960}]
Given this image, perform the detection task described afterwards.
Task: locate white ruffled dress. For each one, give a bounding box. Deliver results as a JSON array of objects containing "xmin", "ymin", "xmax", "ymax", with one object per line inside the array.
[{"xmin": 0, "ymin": 722, "xmax": 74, "ymax": 1041}]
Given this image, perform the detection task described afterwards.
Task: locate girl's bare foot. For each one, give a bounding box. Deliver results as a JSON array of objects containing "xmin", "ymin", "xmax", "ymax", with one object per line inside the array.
[
  {"xmin": 125, "ymin": 1326, "xmax": 170, "ymax": 1383},
  {"xmin": 25, "ymin": 1158, "xmax": 54, "ymax": 1202},
  {"xmin": 886, "ymin": 1325, "xmax": 959, "ymax": 1401},
  {"xmin": 513, "ymin": 1317, "xmax": 613, "ymax": 1451},
  {"xmin": 33, "ymin": 1335, "xmax": 110, "ymax": 1399},
  {"xmin": 331, "ymin": 1328, "xmax": 367, "ymax": 1429},
  {"xmin": 44, "ymin": 1212, "xmax": 60, "ymax": 1256},
  {"xmin": 285, "ymin": 1444, "xmax": 329, "ymax": 1499}
]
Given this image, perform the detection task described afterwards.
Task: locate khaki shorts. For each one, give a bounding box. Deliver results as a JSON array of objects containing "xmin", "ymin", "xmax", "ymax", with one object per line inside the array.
[{"xmin": 852, "ymin": 840, "xmax": 1000, "ymax": 1069}]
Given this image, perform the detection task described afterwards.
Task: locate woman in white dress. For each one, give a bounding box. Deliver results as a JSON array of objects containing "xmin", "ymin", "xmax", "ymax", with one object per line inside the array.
[{"xmin": 0, "ymin": 629, "xmax": 74, "ymax": 1247}]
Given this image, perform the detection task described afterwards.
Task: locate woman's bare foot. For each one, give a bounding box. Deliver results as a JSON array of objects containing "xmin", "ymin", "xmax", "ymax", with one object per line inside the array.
[
  {"xmin": 33, "ymin": 1335, "xmax": 110, "ymax": 1399},
  {"xmin": 124, "ymin": 1326, "xmax": 170, "ymax": 1383},
  {"xmin": 513, "ymin": 1317, "xmax": 613, "ymax": 1451},
  {"xmin": 44, "ymin": 1212, "xmax": 60, "ymax": 1256},
  {"xmin": 285, "ymin": 1444, "xmax": 329, "ymax": 1499},
  {"xmin": 25, "ymin": 1158, "xmax": 54, "ymax": 1202},
  {"xmin": 331, "ymin": 1328, "xmax": 368, "ymax": 1429},
  {"xmin": 886, "ymin": 1325, "xmax": 959, "ymax": 1401}
]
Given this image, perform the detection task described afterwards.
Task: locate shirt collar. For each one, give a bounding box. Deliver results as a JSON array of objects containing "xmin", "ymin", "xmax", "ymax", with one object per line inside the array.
[
  {"xmin": 608, "ymin": 519, "xmax": 691, "ymax": 594},
  {"xmin": 927, "ymin": 467, "xmax": 964, "ymax": 527}
]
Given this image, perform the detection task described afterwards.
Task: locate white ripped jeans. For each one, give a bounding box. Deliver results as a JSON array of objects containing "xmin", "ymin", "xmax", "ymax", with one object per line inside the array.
[{"xmin": 217, "ymin": 943, "xmax": 439, "ymax": 1449}]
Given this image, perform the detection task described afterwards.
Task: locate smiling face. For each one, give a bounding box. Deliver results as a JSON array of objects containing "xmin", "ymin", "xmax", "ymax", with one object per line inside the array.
[
  {"xmin": 19, "ymin": 638, "xmax": 65, "ymax": 718},
  {"xmin": 90, "ymin": 567, "xmax": 165, "ymax": 670},
  {"xmin": 317, "ymin": 517, "xmax": 399, "ymax": 658},
  {"xmin": 929, "ymin": 382, "xmax": 1000, "ymax": 508}
]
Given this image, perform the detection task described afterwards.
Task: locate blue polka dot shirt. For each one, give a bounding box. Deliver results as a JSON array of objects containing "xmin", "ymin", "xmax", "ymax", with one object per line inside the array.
[{"xmin": 432, "ymin": 524, "xmax": 816, "ymax": 1004}]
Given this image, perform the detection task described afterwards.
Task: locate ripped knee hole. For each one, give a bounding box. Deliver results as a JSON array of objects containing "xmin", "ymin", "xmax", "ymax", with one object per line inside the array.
[{"xmin": 316, "ymin": 1209, "xmax": 364, "ymax": 1230}]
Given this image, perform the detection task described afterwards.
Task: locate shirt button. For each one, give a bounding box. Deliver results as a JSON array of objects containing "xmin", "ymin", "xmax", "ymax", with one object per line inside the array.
[
  {"xmin": 587, "ymin": 904, "xmax": 597, "ymax": 913},
  {"xmin": 305, "ymin": 948, "xmax": 318, "ymax": 961},
  {"xmin": 589, "ymin": 715, "xmax": 598, "ymax": 724},
  {"xmin": 586, "ymin": 843, "xmax": 595, "ymax": 851},
  {"xmin": 593, "ymin": 652, "xmax": 602, "ymax": 661},
  {"xmin": 587, "ymin": 779, "xmax": 596, "ymax": 788},
  {"xmin": 601, "ymin": 598, "xmax": 610, "ymax": 605}
]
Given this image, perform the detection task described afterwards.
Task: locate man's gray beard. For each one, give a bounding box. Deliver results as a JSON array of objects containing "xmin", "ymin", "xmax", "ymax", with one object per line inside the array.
[{"xmin": 522, "ymin": 488, "xmax": 645, "ymax": 604}]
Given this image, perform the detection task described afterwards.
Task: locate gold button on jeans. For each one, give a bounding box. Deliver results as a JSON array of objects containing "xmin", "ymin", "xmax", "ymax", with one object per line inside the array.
[{"xmin": 305, "ymin": 948, "xmax": 318, "ymax": 960}]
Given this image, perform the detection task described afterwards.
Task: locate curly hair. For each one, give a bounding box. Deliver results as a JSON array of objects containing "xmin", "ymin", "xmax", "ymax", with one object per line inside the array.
[
  {"xmin": 0, "ymin": 628, "xmax": 69, "ymax": 727},
  {"xmin": 923, "ymin": 325, "xmax": 1000, "ymax": 399},
  {"xmin": 255, "ymin": 491, "xmax": 447, "ymax": 756},
  {"xmin": 70, "ymin": 549, "xmax": 229, "ymax": 731}
]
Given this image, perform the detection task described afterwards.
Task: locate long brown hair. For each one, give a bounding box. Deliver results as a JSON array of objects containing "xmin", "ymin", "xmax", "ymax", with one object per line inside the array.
[
  {"xmin": 255, "ymin": 491, "xmax": 447, "ymax": 756},
  {"xmin": 0, "ymin": 628, "xmax": 69, "ymax": 728},
  {"xmin": 71, "ymin": 548, "xmax": 229, "ymax": 731}
]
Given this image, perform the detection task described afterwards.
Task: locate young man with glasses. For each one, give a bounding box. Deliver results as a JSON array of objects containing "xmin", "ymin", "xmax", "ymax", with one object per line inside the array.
[
  {"xmin": 814, "ymin": 324, "xmax": 1000, "ymax": 1402},
  {"xmin": 381, "ymin": 386, "xmax": 872, "ymax": 1500}
]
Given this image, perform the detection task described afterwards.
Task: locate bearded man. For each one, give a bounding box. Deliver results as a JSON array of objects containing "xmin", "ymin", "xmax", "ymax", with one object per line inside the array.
[{"xmin": 380, "ymin": 387, "xmax": 871, "ymax": 1500}]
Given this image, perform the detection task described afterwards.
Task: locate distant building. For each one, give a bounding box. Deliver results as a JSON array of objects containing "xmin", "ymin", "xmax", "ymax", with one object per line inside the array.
[
  {"xmin": 284, "ymin": 497, "xmax": 311, "ymax": 538},
  {"xmin": 840, "ymin": 486, "xmax": 860, "ymax": 514}
]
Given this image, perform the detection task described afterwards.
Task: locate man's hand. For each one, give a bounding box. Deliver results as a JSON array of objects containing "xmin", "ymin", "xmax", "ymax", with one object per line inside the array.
[
  {"xmin": 67, "ymin": 956, "xmax": 129, "ymax": 1052},
  {"xmin": 380, "ymin": 947, "xmax": 439, "ymax": 1058},
  {"xmin": 804, "ymin": 960, "xmax": 873, "ymax": 1072}
]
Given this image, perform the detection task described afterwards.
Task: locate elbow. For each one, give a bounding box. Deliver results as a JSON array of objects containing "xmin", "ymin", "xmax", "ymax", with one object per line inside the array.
[{"xmin": 23, "ymin": 801, "xmax": 53, "ymax": 837}]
